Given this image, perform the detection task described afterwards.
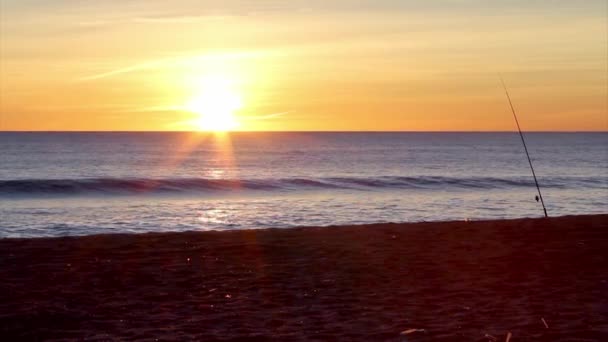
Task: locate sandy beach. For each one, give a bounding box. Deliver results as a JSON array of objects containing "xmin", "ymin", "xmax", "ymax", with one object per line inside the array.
[{"xmin": 1, "ymin": 214, "xmax": 606, "ymax": 341}]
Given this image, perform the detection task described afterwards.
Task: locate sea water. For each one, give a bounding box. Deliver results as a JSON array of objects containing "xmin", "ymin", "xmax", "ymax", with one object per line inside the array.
[{"xmin": 0, "ymin": 132, "xmax": 606, "ymax": 238}]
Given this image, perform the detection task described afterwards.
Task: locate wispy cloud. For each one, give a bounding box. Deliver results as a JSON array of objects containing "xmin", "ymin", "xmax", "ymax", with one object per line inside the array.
[
  {"xmin": 165, "ymin": 110, "xmax": 293, "ymax": 130},
  {"xmin": 132, "ymin": 15, "xmax": 228, "ymax": 24},
  {"xmin": 77, "ymin": 59, "xmax": 168, "ymax": 81},
  {"xmin": 76, "ymin": 50, "xmax": 273, "ymax": 82},
  {"xmin": 110, "ymin": 105, "xmax": 183, "ymax": 113},
  {"xmin": 242, "ymin": 111, "xmax": 293, "ymax": 121}
]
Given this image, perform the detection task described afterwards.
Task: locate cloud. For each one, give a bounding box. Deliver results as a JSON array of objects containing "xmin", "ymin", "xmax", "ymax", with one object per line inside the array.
[
  {"xmin": 242, "ymin": 111, "xmax": 293, "ymax": 121},
  {"xmin": 76, "ymin": 50, "xmax": 273, "ymax": 82},
  {"xmin": 110, "ymin": 105, "xmax": 183, "ymax": 113},
  {"xmin": 132, "ymin": 15, "xmax": 228, "ymax": 24},
  {"xmin": 76, "ymin": 60, "xmax": 168, "ymax": 81}
]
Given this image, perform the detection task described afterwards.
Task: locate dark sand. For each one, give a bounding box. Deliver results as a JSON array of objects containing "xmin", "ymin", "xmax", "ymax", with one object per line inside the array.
[{"xmin": 1, "ymin": 215, "xmax": 607, "ymax": 341}]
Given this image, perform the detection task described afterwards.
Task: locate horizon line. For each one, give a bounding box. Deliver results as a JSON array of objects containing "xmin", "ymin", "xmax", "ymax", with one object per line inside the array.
[{"xmin": 0, "ymin": 130, "xmax": 606, "ymax": 133}]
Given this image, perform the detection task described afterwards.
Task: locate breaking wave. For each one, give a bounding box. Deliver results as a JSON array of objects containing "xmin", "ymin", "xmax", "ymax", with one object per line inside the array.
[{"xmin": 0, "ymin": 176, "xmax": 605, "ymax": 197}]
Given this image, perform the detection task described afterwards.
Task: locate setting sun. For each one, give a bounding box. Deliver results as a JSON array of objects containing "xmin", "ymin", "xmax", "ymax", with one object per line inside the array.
[{"xmin": 184, "ymin": 75, "xmax": 242, "ymax": 131}]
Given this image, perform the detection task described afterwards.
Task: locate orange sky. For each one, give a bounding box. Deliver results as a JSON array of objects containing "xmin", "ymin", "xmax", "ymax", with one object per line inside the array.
[{"xmin": 0, "ymin": 1, "xmax": 606, "ymax": 131}]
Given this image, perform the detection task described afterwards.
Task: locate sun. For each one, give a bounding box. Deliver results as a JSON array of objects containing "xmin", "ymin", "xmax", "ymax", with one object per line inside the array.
[{"xmin": 184, "ymin": 75, "xmax": 242, "ymax": 131}]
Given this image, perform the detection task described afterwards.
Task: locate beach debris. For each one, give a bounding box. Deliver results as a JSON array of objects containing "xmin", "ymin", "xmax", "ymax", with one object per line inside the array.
[
  {"xmin": 400, "ymin": 328, "xmax": 426, "ymax": 335},
  {"xmin": 225, "ymin": 294, "xmax": 232, "ymax": 299},
  {"xmin": 505, "ymin": 331, "xmax": 512, "ymax": 342},
  {"xmin": 541, "ymin": 317, "xmax": 549, "ymax": 329},
  {"xmin": 483, "ymin": 334, "xmax": 498, "ymax": 341},
  {"xmin": 209, "ymin": 288, "xmax": 217, "ymax": 292},
  {"xmin": 400, "ymin": 329, "xmax": 426, "ymax": 342}
]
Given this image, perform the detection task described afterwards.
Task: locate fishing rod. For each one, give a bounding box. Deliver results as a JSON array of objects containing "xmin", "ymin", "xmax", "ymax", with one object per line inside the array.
[{"xmin": 500, "ymin": 77, "xmax": 548, "ymax": 218}]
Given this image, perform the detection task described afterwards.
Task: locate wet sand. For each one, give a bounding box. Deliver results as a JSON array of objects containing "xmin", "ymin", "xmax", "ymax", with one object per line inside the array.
[{"xmin": 1, "ymin": 214, "xmax": 607, "ymax": 341}]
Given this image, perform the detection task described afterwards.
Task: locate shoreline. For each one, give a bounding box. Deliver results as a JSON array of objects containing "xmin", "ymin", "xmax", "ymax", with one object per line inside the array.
[
  {"xmin": 1, "ymin": 214, "xmax": 601, "ymax": 241},
  {"xmin": 1, "ymin": 214, "xmax": 607, "ymax": 340}
]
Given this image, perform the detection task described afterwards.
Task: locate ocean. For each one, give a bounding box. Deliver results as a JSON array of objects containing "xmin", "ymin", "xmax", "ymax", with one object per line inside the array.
[{"xmin": 0, "ymin": 132, "xmax": 606, "ymax": 238}]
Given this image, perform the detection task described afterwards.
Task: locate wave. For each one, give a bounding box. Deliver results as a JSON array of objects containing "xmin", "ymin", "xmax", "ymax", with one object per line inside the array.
[{"xmin": 0, "ymin": 176, "xmax": 606, "ymax": 197}]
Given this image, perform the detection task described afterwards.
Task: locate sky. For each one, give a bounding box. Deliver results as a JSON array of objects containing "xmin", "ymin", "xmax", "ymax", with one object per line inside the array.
[{"xmin": 0, "ymin": 0, "xmax": 606, "ymax": 131}]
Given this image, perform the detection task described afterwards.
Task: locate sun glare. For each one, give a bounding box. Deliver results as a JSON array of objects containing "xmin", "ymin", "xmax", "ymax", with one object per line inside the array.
[{"xmin": 185, "ymin": 75, "xmax": 242, "ymax": 131}]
